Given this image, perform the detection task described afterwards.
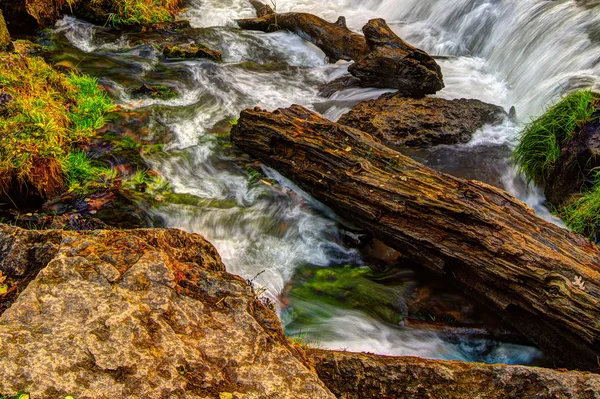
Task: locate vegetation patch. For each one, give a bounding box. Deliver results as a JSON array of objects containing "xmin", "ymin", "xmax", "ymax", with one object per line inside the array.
[
  {"xmin": 0, "ymin": 52, "xmax": 114, "ymax": 203},
  {"xmin": 514, "ymin": 89, "xmax": 600, "ymax": 239},
  {"xmin": 285, "ymin": 264, "xmax": 409, "ymax": 326},
  {"xmin": 23, "ymin": 0, "xmax": 183, "ymax": 28},
  {"xmin": 0, "ymin": 392, "xmax": 29, "ymax": 399},
  {"xmin": 559, "ymin": 171, "xmax": 600, "ymax": 239},
  {"xmin": 514, "ymin": 90, "xmax": 598, "ymax": 186},
  {"xmin": 100, "ymin": 0, "xmax": 183, "ymax": 26}
]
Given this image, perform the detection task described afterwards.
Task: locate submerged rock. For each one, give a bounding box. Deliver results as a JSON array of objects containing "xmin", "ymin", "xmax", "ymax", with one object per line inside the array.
[
  {"xmin": 131, "ymin": 83, "xmax": 178, "ymax": 100},
  {"xmin": 348, "ymin": 19, "xmax": 444, "ymax": 96},
  {"xmin": 338, "ymin": 93, "xmax": 507, "ymax": 147},
  {"xmin": 0, "ymin": 225, "xmax": 335, "ymax": 399},
  {"xmin": 163, "ymin": 42, "xmax": 222, "ymax": 61}
]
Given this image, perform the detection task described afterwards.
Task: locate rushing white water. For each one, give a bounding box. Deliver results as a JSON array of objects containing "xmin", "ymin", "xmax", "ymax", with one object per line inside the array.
[{"xmin": 51, "ymin": 0, "xmax": 599, "ymax": 364}]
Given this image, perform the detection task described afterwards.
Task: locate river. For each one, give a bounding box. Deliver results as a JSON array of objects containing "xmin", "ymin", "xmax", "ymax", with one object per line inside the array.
[{"xmin": 48, "ymin": 0, "xmax": 600, "ymax": 365}]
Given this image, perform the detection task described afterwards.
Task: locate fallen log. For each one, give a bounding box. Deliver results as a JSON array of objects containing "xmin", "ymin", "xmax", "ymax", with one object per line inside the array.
[
  {"xmin": 231, "ymin": 105, "xmax": 600, "ymax": 371},
  {"xmin": 235, "ymin": 10, "xmax": 366, "ymax": 61},
  {"xmin": 309, "ymin": 349, "xmax": 600, "ymax": 398}
]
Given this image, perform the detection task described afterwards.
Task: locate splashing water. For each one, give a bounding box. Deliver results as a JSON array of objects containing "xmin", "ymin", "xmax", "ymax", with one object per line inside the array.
[{"xmin": 49, "ymin": 0, "xmax": 599, "ymax": 364}]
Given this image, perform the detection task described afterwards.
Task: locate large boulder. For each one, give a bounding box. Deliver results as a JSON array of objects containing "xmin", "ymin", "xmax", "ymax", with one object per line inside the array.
[
  {"xmin": 338, "ymin": 93, "xmax": 507, "ymax": 147},
  {"xmin": 0, "ymin": 225, "xmax": 335, "ymax": 399},
  {"xmin": 348, "ymin": 19, "xmax": 444, "ymax": 96}
]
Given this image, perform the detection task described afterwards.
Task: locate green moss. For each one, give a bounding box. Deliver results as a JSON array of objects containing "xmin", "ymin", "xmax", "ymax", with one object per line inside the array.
[
  {"xmin": 60, "ymin": 150, "xmax": 114, "ymax": 193},
  {"xmin": 514, "ymin": 90, "xmax": 598, "ymax": 186},
  {"xmin": 0, "ymin": 9, "xmax": 11, "ymax": 52},
  {"xmin": 0, "ymin": 53, "xmax": 114, "ymax": 200},
  {"xmin": 101, "ymin": 0, "xmax": 182, "ymax": 26},
  {"xmin": 287, "ymin": 265, "xmax": 408, "ymax": 326},
  {"xmin": 0, "ymin": 392, "xmax": 29, "ymax": 399}
]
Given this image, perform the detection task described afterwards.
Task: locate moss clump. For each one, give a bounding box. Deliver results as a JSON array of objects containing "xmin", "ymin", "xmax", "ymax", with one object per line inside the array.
[
  {"xmin": 560, "ymin": 170, "xmax": 600, "ymax": 240},
  {"xmin": 0, "ymin": 53, "xmax": 114, "ymax": 201},
  {"xmin": 24, "ymin": 0, "xmax": 183, "ymax": 28},
  {"xmin": 0, "ymin": 9, "xmax": 11, "ymax": 52},
  {"xmin": 101, "ymin": 0, "xmax": 182, "ymax": 26},
  {"xmin": 514, "ymin": 90, "xmax": 598, "ymax": 186},
  {"xmin": 131, "ymin": 84, "xmax": 178, "ymax": 100}
]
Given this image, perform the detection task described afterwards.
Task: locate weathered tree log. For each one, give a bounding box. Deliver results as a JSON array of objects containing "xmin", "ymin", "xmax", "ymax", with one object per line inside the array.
[
  {"xmin": 231, "ymin": 105, "xmax": 600, "ymax": 371},
  {"xmin": 235, "ymin": 11, "xmax": 367, "ymax": 61},
  {"xmin": 309, "ymin": 349, "xmax": 600, "ymax": 398}
]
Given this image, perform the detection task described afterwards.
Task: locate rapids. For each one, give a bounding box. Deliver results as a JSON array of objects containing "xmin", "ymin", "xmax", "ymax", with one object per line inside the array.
[{"xmin": 48, "ymin": 0, "xmax": 599, "ymax": 365}]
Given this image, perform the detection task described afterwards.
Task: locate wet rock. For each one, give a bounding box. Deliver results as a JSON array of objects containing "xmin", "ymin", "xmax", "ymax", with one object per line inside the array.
[
  {"xmin": 0, "ymin": 92, "xmax": 13, "ymax": 115},
  {"xmin": 348, "ymin": 19, "xmax": 444, "ymax": 96},
  {"xmin": 0, "ymin": 225, "xmax": 335, "ymax": 399},
  {"xmin": 250, "ymin": 0, "xmax": 274, "ymax": 17},
  {"xmin": 131, "ymin": 84, "xmax": 178, "ymax": 100},
  {"xmin": 338, "ymin": 93, "xmax": 507, "ymax": 147},
  {"xmin": 545, "ymin": 106, "xmax": 600, "ymax": 207},
  {"xmin": 317, "ymin": 76, "xmax": 364, "ymax": 98},
  {"xmin": 163, "ymin": 42, "xmax": 222, "ymax": 61},
  {"xmin": 309, "ymin": 349, "xmax": 600, "ymax": 399},
  {"xmin": 0, "ymin": 9, "xmax": 11, "ymax": 51}
]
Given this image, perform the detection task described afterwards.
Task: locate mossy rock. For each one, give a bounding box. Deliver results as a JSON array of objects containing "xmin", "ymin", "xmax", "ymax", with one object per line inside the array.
[
  {"xmin": 0, "ymin": 9, "xmax": 11, "ymax": 52},
  {"xmin": 163, "ymin": 43, "xmax": 222, "ymax": 62},
  {"xmin": 131, "ymin": 84, "xmax": 178, "ymax": 100}
]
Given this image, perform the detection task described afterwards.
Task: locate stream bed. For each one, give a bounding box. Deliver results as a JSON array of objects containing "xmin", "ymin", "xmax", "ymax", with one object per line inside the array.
[{"xmin": 42, "ymin": 0, "xmax": 600, "ymax": 366}]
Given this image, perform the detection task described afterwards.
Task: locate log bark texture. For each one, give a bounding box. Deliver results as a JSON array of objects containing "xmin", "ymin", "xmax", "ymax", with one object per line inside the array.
[
  {"xmin": 231, "ymin": 105, "xmax": 600, "ymax": 371},
  {"xmin": 309, "ymin": 349, "xmax": 600, "ymax": 398},
  {"xmin": 235, "ymin": 12, "xmax": 367, "ymax": 61}
]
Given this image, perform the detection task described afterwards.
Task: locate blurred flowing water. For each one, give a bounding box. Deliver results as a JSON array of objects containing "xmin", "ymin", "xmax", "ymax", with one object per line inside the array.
[{"xmin": 48, "ymin": 0, "xmax": 599, "ymax": 364}]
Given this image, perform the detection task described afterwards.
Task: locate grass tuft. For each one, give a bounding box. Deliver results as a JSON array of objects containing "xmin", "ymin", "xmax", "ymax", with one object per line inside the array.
[
  {"xmin": 560, "ymin": 169, "xmax": 600, "ymax": 241},
  {"xmin": 514, "ymin": 90, "xmax": 598, "ymax": 186},
  {"xmin": 0, "ymin": 53, "xmax": 114, "ymax": 201},
  {"xmin": 100, "ymin": 0, "xmax": 182, "ymax": 26}
]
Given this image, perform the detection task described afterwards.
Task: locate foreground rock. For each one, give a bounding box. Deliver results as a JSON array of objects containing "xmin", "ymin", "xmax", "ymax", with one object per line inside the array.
[
  {"xmin": 0, "ymin": 225, "xmax": 334, "ymax": 398},
  {"xmin": 0, "ymin": 9, "xmax": 11, "ymax": 51},
  {"xmin": 2, "ymin": 224, "xmax": 600, "ymax": 397},
  {"xmin": 348, "ymin": 19, "xmax": 444, "ymax": 95},
  {"xmin": 338, "ymin": 93, "xmax": 507, "ymax": 147},
  {"xmin": 231, "ymin": 105, "xmax": 600, "ymax": 371},
  {"xmin": 309, "ymin": 350, "xmax": 600, "ymax": 398}
]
